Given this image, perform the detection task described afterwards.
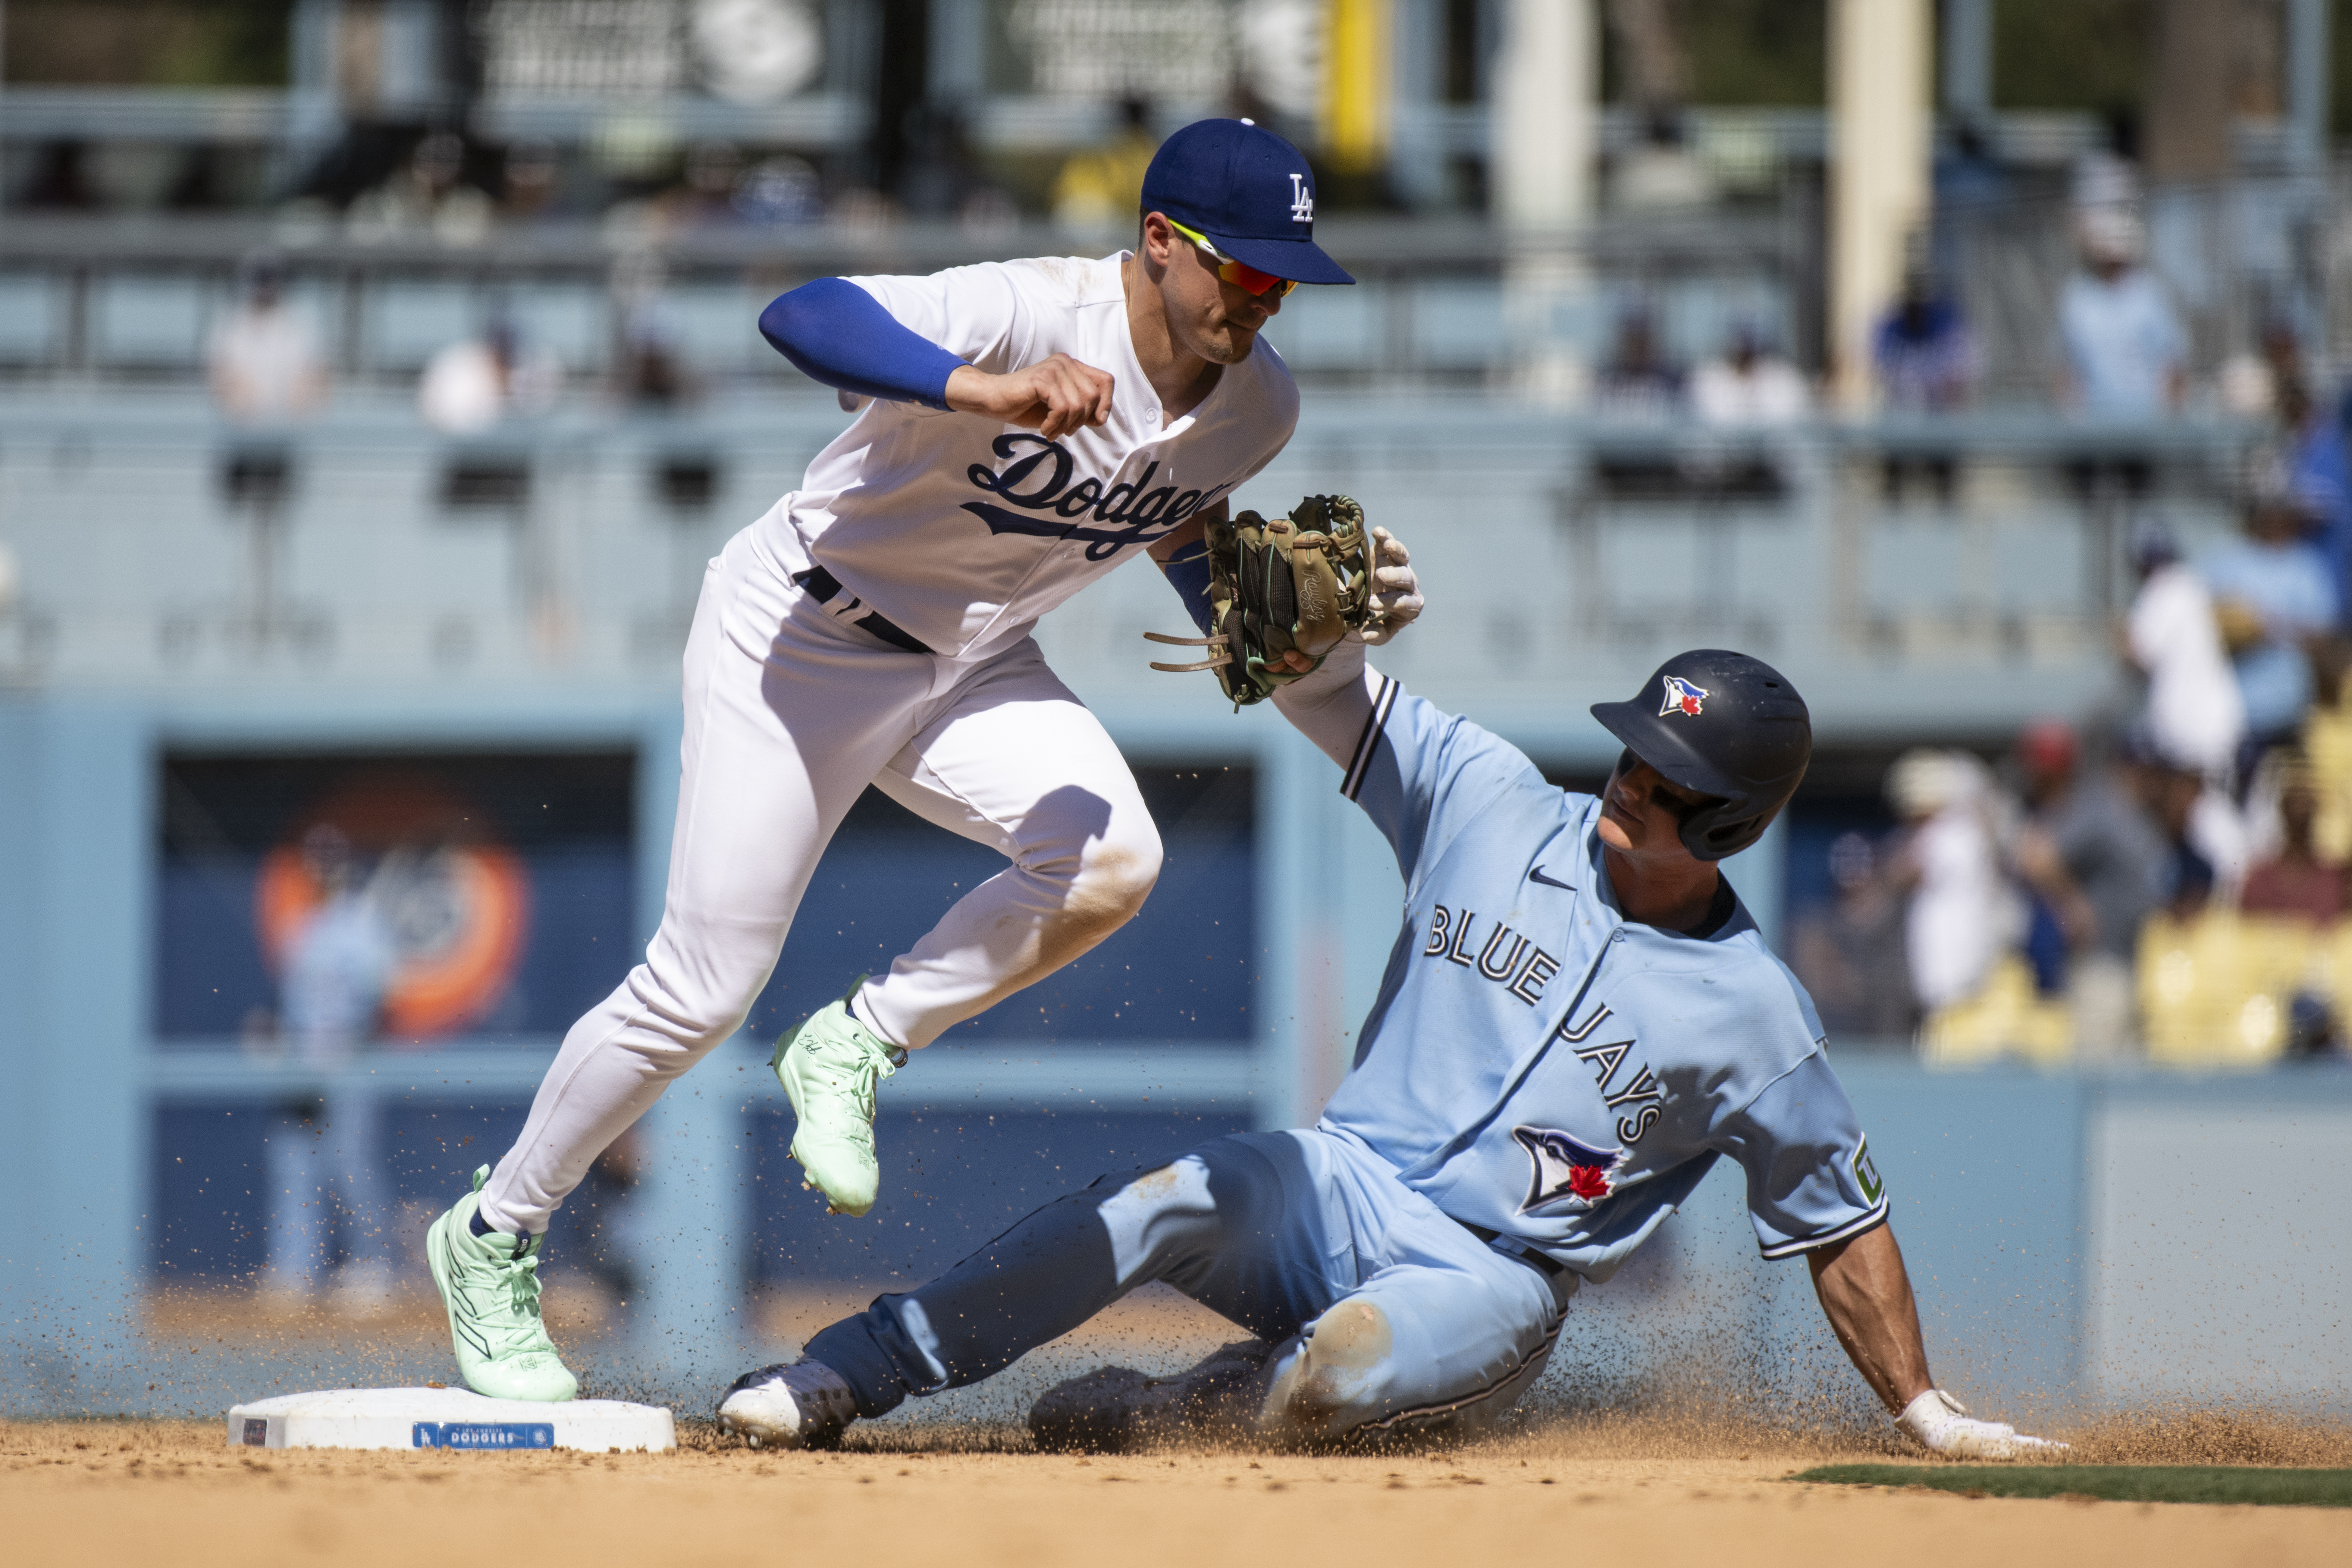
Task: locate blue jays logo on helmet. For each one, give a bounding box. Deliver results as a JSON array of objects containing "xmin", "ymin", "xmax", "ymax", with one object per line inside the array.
[
  {"xmin": 1512, "ymin": 1126, "xmax": 1627, "ymax": 1213},
  {"xmin": 1659, "ymin": 674, "xmax": 1709, "ymax": 718}
]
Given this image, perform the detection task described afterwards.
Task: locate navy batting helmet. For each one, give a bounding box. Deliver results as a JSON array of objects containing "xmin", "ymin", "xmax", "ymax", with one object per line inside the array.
[{"xmin": 1588, "ymin": 650, "xmax": 1811, "ymax": 861}]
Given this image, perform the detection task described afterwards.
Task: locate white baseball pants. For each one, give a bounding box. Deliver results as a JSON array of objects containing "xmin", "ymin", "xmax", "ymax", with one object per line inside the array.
[{"xmin": 479, "ymin": 521, "xmax": 1162, "ymax": 1234}]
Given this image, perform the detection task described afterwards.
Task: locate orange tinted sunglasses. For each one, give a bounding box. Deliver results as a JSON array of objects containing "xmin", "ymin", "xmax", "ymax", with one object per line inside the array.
[{"xmin": 1167, "ymin": 219, "xmax": 1299, "ymax": 298}]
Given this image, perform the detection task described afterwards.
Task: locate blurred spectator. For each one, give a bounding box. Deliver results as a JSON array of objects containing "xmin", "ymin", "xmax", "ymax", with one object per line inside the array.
[
  {"xmin": 2197, "ymin": 458, "xmax": 2338, "ymax": 762},
  {"xmin": 261, "ymin": 825, "xmax": 398, "ymax": 1315},
  {"xmin": 654, "ymin": 140, "xmax": 748, "ymax": 233},
  {"xmin": 498, "ymin": 138, "xmax": 566, "ymax": 227},
  {"xmin": 2125, "ymin": 521, "xmax": 2245, "ymax": 781},
  {"xmin": 1885, "ymin": 749, "xmax": 2020, "ymax": 1016},
  {"xmin": 208, "ymin": 253, "xmax": 328, "ymax": 426},
  {"xmin": 1873, "ymin": 268, "xmax": 1978, "ymax": 415},
  {"xmin": 734, "ymin": 154, "xmax": 826, "ymax": 225},
  {"xmin": 1053, "ymin": 97, "xmax": 1160, "ymax": 234},
  {"xmin": 1689, "ymin": 322, "xmax": 1808, "ymax": 426},
  {"xmin": 1788, "ymin": 831, "xmax": 1915, "ymax": 1040},
  {"xmin": 2130, "ymin": 752, "xmax": 2247, "ymax": 918},
  {"xmin": 2058, "ymin": 206, "xmax": 2186, "ymax": 416},
  {"xmin": 420, "ymin": 317, "xmax": 563, "ymax": 436},
  {"xmin": 18, "ymin": 140, "xmax": 97, "ymax": 209},
  {"xmin": 2246, "ymin": 326, "xmax": 2352, "ymax": 635},
  {"xmin": 1596, "ymin": 305, "xmax": 1684, "ymax": 418},
  {"xmin": 2239, "ymin": 759, "xmax": 2348, "ymax": 921},
  {"xmin": 1872, "ymin": 259, "xmax": 1979, "ymax": 505},
  {"xmin": 611, "ymin": 252, "xmax": 698, "ymax": 409},
  {"xmin": 2218, "ymin": 316, "xmax": 2311, "ymax": 420},
  {"xmin": 2009, "ymin": 720, "xmax": 2167, "ymax": 1054},
  {"xmin": 2285, "ymin": 991, "xmax": 2346, "ymax": 1057},
  {"xmin": 280, "ymin": 827, "xmax": 396, "ymax": 1059},
  {"xmin": 1612, "ymin": 109, "xmax": 1717, "ymax": 211},
  {"xmin": 1932, "ymin": 117, "xmax": 2010, "ymax": 217},
  {"xmin": 346, "ymin": 132, "xmax": 493, "ymax": 247}
]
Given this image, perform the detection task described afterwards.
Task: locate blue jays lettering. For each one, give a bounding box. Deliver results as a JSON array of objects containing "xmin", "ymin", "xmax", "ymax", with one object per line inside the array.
[
  {"xmin": 964, "ymin": 434, "xmax": 1236, "ymax": 561},
  {"xmin": 1422, "ymin": 903, "xmax": 1561, "ymax": 1005},
  {"xmin": 1554, "ymin": 1001, "xmax": 1665, "ymax": 1144}
]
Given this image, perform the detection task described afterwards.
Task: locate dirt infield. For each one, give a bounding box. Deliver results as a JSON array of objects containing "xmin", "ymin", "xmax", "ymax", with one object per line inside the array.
[{"xmin": 9, "ymin": 1416, "xmax": 2351, "ymax": 1568}]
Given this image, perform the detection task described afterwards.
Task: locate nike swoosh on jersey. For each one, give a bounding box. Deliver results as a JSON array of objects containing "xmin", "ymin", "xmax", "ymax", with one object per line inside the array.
[{"xmin": 1529, "ymin": 865, "xmax": 1575, "ymax": 890}]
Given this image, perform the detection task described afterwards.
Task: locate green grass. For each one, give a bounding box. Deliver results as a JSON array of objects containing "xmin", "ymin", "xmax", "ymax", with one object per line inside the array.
[{"xmin": 1792, "ymin": 1464, "xmax": 2352, "ymax": 1508}]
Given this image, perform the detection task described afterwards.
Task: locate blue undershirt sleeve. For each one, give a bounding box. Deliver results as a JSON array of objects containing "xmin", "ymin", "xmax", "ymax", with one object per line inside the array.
[
  {"xmin": 1159, "ymin": 539, "xmax": 1219, "ymax": 635},
  {"xmin": 758, "ymin": 277, "xmax": 969, "ymax": 412}
]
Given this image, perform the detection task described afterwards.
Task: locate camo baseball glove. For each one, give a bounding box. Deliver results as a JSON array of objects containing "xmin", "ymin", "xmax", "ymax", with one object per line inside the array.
[{"xmin": 1145, "ymin": 495, "xmax": 1378, "ymax": 708}]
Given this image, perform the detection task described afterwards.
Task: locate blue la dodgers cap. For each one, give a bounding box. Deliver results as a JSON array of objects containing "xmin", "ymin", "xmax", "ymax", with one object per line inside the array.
[{"xmin": 1140, "ymin": 119, "xmax": 1354, "ymax": 286}]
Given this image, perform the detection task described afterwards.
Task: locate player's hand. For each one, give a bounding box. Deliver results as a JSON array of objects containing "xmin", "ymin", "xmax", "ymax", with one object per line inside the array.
[
  {"xmin": 1895, "ymin": 1389, "xmax": 2066, "ymax": 1460},
  {"xmin": 1359, "ymin": 527, "xmax": 1423, "ymax": 646},
  {"xmin": 947, "ymin": 356, "xmax": 1115, "ymax": 440}
]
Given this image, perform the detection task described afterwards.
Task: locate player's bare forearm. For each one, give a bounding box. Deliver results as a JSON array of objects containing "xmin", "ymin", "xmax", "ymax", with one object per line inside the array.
[
  {"xmin": 1806, "ymin": 1222, "xmax": 1933, "ymax": 1413},
  {"xmin": 946, "ymin": 356, "xmax": 1114, "ymax": 440},
  {"xmin": 1270, "ymin": 641, "xmax": 1378, "ymax": 766}
]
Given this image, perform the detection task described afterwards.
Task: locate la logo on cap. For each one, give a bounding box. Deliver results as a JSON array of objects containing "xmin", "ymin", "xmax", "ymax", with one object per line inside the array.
[{"xmin": 1289, "ymin": 173, "xmax": 1314, "ymax": 224}]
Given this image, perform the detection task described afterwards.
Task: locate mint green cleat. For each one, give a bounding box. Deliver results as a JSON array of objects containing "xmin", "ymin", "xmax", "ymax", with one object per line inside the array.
[
  {"xmin": 775, "ymin": 987, "xmax": 904, "ymax": 1218},
  {"xmin": 425, "ymin": 1166, "xmax": 578, "ymax": 1402}
]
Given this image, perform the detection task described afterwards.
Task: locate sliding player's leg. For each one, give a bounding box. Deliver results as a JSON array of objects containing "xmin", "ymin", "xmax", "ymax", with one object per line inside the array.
[
  {"xmin": 716, "ymin": 1130, "xmax": 1338, "ymax": 1448},
  {"xmin": 1251, "ymin": 1207, "xmax": 1574, "ymax": 1443}
]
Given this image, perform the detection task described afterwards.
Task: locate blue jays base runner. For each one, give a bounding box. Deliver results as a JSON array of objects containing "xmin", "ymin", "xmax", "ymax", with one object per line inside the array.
[
  {"xmin": 715, "ymin": 648, "xmax": 2061, "ymax": 1458},
  {"xmin": 421, "ymin": 119, "xmax": 1425, "ymax": 1401}
]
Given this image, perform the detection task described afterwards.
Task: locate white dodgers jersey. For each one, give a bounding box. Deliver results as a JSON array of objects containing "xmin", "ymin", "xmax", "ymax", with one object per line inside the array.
[{"xmin": 756, "ymin": 255, "xmax": 1301, "ymax": 658}]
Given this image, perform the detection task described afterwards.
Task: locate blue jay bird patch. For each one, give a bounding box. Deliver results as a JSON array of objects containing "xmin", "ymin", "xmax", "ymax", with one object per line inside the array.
[
  {"xmin": 1512, "ymin": 1126, "xmax": 1628, "ymax": 1213},
  {"xmin": 1659, "ymin": 675, "xmax": 1709, "ymax": 717}
]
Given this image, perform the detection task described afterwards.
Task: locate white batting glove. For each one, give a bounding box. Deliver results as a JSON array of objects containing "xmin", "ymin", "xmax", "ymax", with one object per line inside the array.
[
  {"xmin": 1895, "ymin": 1389, "xmax": 2067, "ymax": 1460},
  {"xmin": 1360, "ymin": 526, "xmax": 1423, "ymax": 645}
]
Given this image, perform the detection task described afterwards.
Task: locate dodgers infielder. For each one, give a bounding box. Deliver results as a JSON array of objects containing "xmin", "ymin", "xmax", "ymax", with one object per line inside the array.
[
  {"xmin": 717, "ymin": 647, "xmax": 2060, "ymax": 1457},
  {"xmin": 423, "ymin": 119, "xmax": 1423, "ymax": 1401}
]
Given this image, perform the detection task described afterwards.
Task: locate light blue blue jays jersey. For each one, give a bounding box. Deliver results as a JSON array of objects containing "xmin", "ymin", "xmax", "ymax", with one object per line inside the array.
[{"xmin": 1318, "ymin": 677, "xmax": 1889, "ymax": 1283}]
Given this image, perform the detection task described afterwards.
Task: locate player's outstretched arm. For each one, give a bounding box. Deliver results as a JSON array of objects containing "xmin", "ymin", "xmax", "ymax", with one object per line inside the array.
[
  {"xmin": 761, "ymin": 278, "xmax": 1116, "ymax": 438},
  {"xmin": 1260, "ymin": 524, "xmax": 1423, "ymax": 758},
  {"xmin": 1809, "ymin": 1223, "xmax": 2064, "ymax": 1458},
  {"xmin": 1806, "ymin": 1222, "xmax": 1931, "ymax": 1412},
  {"xmin": 1267, "ymin": 639, "xmax": 1377, "ymax": 767},
  {"xmin": 759, "ymin": 278, "xmax": 969, "ymax": 410}
]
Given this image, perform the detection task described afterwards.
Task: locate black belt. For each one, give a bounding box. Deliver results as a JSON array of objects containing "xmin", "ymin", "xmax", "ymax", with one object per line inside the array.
[
  {"xmin": 1457, "ymin": 1219, "xmax": 1567, "ymax": 1278},
  {"xmin": 791, "ymin": 566, "xmax": 934, "ymax": 655}
]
